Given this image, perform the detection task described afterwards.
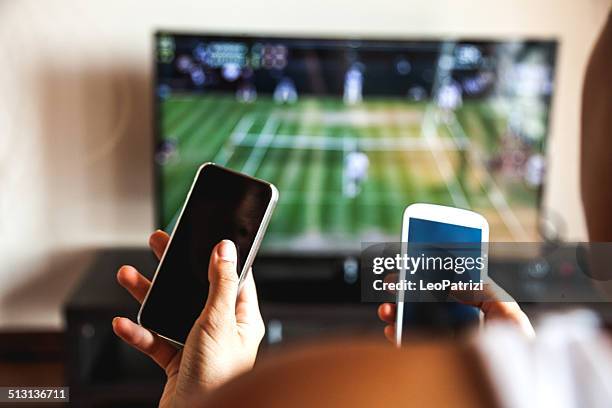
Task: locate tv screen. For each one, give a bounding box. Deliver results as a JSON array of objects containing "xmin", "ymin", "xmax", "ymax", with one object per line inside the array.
[{"xmin": 154, "ymin": 32, "xmax": 557, "ymax": 253}]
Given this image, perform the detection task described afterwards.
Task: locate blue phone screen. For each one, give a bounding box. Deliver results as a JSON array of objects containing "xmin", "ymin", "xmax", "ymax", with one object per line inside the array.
[
  {"xmin": 408, "ymin": 218, "xmax": 482, "ymax": 243},
  {"xmin": 401, "ymin": 217, "xmax": 482, "ymax": 333}
]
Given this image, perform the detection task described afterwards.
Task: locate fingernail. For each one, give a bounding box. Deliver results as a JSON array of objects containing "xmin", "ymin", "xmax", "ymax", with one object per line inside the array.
[
  {"xmin": 112, "ymin": 317, "xmax": 119, "ymax": 327},
  {"xmin": 217, "ymin": 240, "xmax": 237, "ymax": 263}
]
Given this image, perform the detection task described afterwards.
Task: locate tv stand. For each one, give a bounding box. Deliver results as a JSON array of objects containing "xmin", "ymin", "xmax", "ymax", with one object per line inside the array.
[{"xmin": 64, "ymin": 248, "xmax": 379, "ymax": 406}]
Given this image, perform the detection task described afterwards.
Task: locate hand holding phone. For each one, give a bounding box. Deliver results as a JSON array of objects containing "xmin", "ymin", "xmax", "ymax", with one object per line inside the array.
[
  {"xmin": 113, "ymin": 163, "xmax": 277, "ymax": 405},
  {"xmin": 138, "ymin": 163, "xmax": 278, "ymax": 345},
  {"xmin": 395, "ymin": 203, "xmax": 488, "ymax": 345},
  {"xmin": 380, "ymin": 203, "xmax": 534, "ymax": 345},
  {"xmin": 113, "ymin": 232, "xmax": 266, "ymax": 407}
]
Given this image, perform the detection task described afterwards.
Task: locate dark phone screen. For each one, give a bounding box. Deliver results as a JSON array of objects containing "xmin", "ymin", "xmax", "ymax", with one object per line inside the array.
[{"xmin": 140, "ymin": 164, "xmax": 274, "ymax": 344}]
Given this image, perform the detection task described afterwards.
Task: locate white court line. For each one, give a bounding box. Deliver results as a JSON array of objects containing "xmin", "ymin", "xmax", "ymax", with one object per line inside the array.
[
  {"xmin": 213, "ymin": 115, "xmax": 256, "ymax": 166},
  {"xmin": 445, "ymin": 116, "xmax": 529, "ymax": 241},
  {"xmin": 233, "ymin": 132, "xmax": 466, "ymax": 152},
  {"xmin": 170, "ymin": 114, "xmax": 257, "ymax": 227},
  {"xmin": 421, "ymin": 107, "xmax": 469, "ymax": 208},
  {"xmin": 231, "ymin": 115, "xmax": 257, "ymax": 144},
  {"xmin": 422, "ymin": 41, "xmax": 469, "ymax": 209},
  {"xmin": 240, "ymin": 115, "xmax": 280, "ymax": 175},
  {"xmin": 341, "ymin": 134, "xmax": 348, "ymax": 196},
  {"xmin": 279, "ymin": 190, "xmax": 403, "ymax": 205}
]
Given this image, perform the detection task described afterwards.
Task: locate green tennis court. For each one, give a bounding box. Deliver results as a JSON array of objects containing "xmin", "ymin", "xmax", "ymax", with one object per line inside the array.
[{"xmin": 159, "ymin": 93, "xmax": 540, "ymax": 249}]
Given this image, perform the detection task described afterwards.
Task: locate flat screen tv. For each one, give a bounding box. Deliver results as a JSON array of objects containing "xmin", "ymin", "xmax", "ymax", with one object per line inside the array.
[{"xmin": 154, "ymin": 32, "xmax": 557, "ymax": 254}]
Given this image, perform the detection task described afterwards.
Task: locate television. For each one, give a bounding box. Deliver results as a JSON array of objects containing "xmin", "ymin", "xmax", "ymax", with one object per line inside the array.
[{"xmin": 154, "ymin": 32, "xmax": 557, "ymax": 255}]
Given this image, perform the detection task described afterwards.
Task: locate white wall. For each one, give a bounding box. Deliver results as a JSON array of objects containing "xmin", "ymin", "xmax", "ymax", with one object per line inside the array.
[{"xmin": 0, "ymin": 0, "xmax": 610, "ymax": 329}]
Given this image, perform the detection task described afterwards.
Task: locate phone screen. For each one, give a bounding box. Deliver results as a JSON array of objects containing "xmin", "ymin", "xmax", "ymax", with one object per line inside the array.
[
  {"xmin": 140, "ymin": 164, "xmax": 275, "ymax": 344},
  {"xmin": 401, "ymin": 218, "xmax": 482, "ymax": 333}
]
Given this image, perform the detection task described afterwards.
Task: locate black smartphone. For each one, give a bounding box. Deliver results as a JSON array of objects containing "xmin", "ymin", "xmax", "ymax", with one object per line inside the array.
[{"xmin": 138, "ymin": 163, "xmax": 278, "ymax": 345}]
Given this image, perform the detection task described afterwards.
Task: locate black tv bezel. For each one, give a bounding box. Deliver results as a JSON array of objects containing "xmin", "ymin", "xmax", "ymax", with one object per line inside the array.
[{"xmin": 152, "ymin": 30, "xmax": 559, "ymax": 252}]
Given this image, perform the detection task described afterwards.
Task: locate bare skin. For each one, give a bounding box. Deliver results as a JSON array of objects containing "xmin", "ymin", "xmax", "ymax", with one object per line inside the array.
[
  {"xmin": 112, "ymin": 230, "xmax": 265, "ymax": 407},
  {"xmin": 377, "ymin": 279, "xmax": 535, "ymax": 343}
]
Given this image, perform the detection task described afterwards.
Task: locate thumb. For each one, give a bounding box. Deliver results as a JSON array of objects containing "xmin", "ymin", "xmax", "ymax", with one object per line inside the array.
[{"xmin": 202, "ymin": 240, "xmax": 239, "ymax": 323}]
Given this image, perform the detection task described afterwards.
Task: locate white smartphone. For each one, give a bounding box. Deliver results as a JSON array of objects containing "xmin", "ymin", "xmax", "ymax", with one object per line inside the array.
[
  {"xmin": 138, "ymin": 163, "xmax": 278, "ymax": 346},
  {"xmin": 395, "ymin": 203, "xmax": 489, "ymax": 346}
]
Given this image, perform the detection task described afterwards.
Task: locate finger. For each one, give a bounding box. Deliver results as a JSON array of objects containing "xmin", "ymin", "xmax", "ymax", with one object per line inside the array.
[
  {"xmin": 112, "ymin": 317, "xmax": 177, "ymax": 371},
  {"xmin": 201, "ymin": 240, "xmax": 240, "ymax": 324},
  {"xmin": 149, "ymin": 230, "xmax": 170, "ymax": 260},
  {"xmin": 117, "ymin": 265, "xmax": 151, "ymax": 304},
  {"xmin": 236, "ymin": 268, "xmax": 262, "ymax": 325},
  {"xmin": 236, "ymin": 269, "xmax": 260, "ymax": 321},
  {"xmin": 482, "ymin": 302, "xmax": 535, "ymax": 338},
  {"xmin": 452, "ymin": 278, "xmax": 535, "ymax": 338},
  {"xmin": 450, "ymin": 277, "xmax": 508, "ymax": 306},
  {"xmin": 451, "ymin": 278, "xmax": 513, "ymax": 311},
  {"xmin": 238, "ymin": 268, "xmax": 258, "ymax": 305},
  {"xmin": 377, "ymin": 303, "xmax": 396, "ymax": 324},
  {"xmin": 384, "ymin": 324, "xmax": 395, "ymax": 344},
  {"xmin": 236, "ymin": 269, "xmax": 265, "ymax": 340},
  {"xmin": 384, "ymin": 272, "xmax": 399, "ymax": 295}
]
